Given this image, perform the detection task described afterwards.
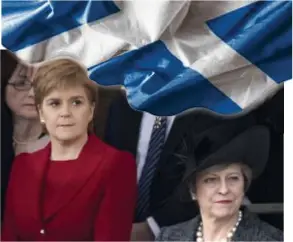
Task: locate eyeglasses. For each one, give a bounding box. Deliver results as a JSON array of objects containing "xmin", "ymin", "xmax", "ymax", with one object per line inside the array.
[{"xmin": 7, "ymin": 80, "xmax": 33, "ymax": 91}]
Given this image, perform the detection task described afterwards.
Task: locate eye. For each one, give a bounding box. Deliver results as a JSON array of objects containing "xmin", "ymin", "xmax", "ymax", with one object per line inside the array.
[
  {"xmin": 204, "ymin": 177, "xmax": 217, "ymax": 184},
  {"xmin": 49, "ymin": 101, "xmax": 60, "ymax": 107},
  {"xmin": 14, "ymin": 79, "xmax": 30, "ymax": 88},
  {"xmin": 16, "ymin": 79, "xmax": 26, "ymax": 85},
  {"xmin": 72, "ymin": 99, "xmax": 82, "ymax": 106},
  {"xmin": 228, "ymin": 176, "xmax": 240, "ymax": 181}
]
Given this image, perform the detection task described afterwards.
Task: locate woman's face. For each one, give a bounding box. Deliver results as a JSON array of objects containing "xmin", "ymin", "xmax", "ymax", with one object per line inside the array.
[
  {"xmin": 194, "ymin": 163, "xmax": 245, "ymax": 219},
  {"xmin": 5, "ymin": 63, "xmax": 38, "ymax": 119},
  {"xmin": 38, "ymin": 86, "xmax": 95, "ymax": 142}
]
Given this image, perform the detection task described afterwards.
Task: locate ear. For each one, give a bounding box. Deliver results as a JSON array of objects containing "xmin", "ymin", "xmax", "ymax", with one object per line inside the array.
[
  {"xmin": 38, "ymin": 105, "xmax": 44, "ymax": 123},
  {"xmin": 89, "ymin": 102, "xmax": 95, "ymax": 121},
  {"xmin": 190, "ymin": 191, "xmax": 197, "ymax": 201}
]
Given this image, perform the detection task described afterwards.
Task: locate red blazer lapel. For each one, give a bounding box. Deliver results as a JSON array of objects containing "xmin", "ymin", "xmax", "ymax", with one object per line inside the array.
[{"xmin": 44, "ymin": 135, "xmax": 104, "ymax": 221}]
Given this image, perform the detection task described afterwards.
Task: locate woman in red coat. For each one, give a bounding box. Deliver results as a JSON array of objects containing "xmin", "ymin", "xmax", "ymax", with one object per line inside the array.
[{"xmin": 2, "ymin": 58, "xmax": 137, "ymax": 241}]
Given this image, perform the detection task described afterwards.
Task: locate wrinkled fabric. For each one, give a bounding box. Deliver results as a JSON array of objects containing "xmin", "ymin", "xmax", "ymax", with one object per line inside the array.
[{"xmin": 2, "ymin": 0, "xmax": 291, "ymax": 116}]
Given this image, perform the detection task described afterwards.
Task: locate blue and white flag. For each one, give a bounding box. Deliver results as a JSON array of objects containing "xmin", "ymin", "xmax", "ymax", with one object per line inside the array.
[{"xmin": 2, "ymin": 0, "xmax": 291, "ymax": 116}]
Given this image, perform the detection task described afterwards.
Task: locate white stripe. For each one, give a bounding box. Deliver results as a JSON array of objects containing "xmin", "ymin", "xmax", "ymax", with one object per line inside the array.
[
  {"xmin": 14, "ymin": 0, "xmax": 284, "ymax": 111},
  {"xmin": 15, "ymin": 1, "xmax": 188, "ymax": 65},
  {"xmin": 163, "ymin": 0, "xmax": 279, "ymax": 109},
  {"xmin": 101, "ymin": 0, "xmax": 189, "ymax": 46},
  {"xmin": 15, "ymin": 24, "xmax": 127, "ymax": 68}
]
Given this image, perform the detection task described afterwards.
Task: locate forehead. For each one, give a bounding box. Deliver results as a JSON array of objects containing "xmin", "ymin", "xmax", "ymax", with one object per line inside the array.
[
  {"xmin": 9, "ymin": 63, "xmax": 33, "ymax": 81},
  {"xmin": 200, "ymin": 163, "xmax": 242, "ymax": 176},
  {"xmin": 44, "ymin": 86, "xmax": 87, "ymax": 99}
]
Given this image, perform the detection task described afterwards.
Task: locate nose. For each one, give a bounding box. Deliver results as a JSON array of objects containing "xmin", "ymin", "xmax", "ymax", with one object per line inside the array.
[
  {"xmin": 218, "ymin": 179, "xmax": 229, "ymax": 195},
  {"xmin": 27, "ymin": 65, "xmax": 35, "ymax": 79},
  {"xmin": 60, "ymin": 103, "xmax": 71, "ymax": 118},
  {"xmin": 27, "ymin": 86, "xmax": 35, "ymax": 97}
]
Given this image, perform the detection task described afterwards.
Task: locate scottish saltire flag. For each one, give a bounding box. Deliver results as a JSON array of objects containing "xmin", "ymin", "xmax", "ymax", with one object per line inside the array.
[{"xmin": 2, "ymin": 0, "xmax": 292, "ymax": 116}]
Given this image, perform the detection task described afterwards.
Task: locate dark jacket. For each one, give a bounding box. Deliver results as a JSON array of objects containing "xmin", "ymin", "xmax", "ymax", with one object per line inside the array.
[
  {"xmin": 156, "ymin": 210, "xmax": 283, "ymax": 241},
  {"xmin": 104, "ymin": 94, "xmax": 256, "ymax": 227}
]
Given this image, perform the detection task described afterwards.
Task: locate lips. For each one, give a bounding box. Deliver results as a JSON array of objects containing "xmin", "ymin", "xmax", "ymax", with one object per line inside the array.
[
  {"xmin": 58, "ymin": 124, "xmax": 74, "ymax": 127},
  {"xmin": 215, "ymin": 200, "xmax": 232, "ymax": 204},
  {"xmin": 23, "ymin": 104, "xmax": 36, "ymax": 109}
]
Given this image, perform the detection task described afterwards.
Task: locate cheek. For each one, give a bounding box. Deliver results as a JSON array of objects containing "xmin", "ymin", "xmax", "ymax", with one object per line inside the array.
[
  {"xmin": 230, "ymin": 184, "xmax": 245, "ymax": 200},
  {"xmin": 196, "ymin": 185, "xmax": 214, "ymax": 204},
  {"xmin": 5, "ymin": 88, "xmax": 24, "ymax": 112},
  {"xmin": 77, "ymin": 107, "xmax": 93, "ymax": 122},
  {"xmin": 235, "ymin": 188, "xmax": 245, "ymax": 199}
]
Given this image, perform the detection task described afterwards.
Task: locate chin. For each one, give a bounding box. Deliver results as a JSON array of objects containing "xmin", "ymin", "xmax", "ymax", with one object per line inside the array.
[
  {"xmin": 212, "ymin": 208, "xmax": 236, "ymax": 219},
  {"xmin": 20, "ymin": 112, "xmax": 39, "ymax": 119},
  {"xmin": 55, "ymin": 132, "xmax": 85, "ymax": 142},
  {"xmin": 56, "ymin": 134, "xmax": 78, "ymax": 142},
  {"xmin": 19, "ymin": 107, "xmax": 38, "ymax": 118}
]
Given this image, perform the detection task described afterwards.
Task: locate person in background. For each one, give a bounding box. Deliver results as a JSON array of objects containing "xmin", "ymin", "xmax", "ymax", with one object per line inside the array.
[
  {"xmin": 2, "ymin": 50, "xmax": 50, "ymax": 156},
  {"xmin": 104, "ymin": 93, "xmax": 231, "ymax": 240},
  {"xmin": 155, "ymin": 117, "xmax": 283, "ymax": 241},
  {"xmin": 1, "ymin": 50, "xmax": 49, "ymax": 221},
  {"xmin": 2, "ymin": 58, "xmax": 137, "ymax": 241}
]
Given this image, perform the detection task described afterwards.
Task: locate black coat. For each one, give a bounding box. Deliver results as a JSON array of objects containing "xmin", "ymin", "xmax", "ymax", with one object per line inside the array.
[
  {"xmin": 156, "ymin": 210, "xmax": 283, "ymax": 241},
  {"xmin": 104, "ymin": 94, "xmax": 256, "ymax": 227}
]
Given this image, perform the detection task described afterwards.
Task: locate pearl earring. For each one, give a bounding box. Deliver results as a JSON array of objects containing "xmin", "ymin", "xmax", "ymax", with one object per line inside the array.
[
  {"xmin": 40, "ymin": 119, "xmax": 45, "ymax": 124},
  {"xmin": 191, "ymin": 193, "xmax": 196, "ymax": 201}
]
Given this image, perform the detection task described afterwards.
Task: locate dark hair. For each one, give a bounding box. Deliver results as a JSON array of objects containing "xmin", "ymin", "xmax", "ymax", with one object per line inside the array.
[
  {"xmin": 1, "ymin": 50, "xmax": 19, "ymax": 220},
  {"xmin": 1, "ymin": 49, "xmax": 19, "ymax": 121},
  {"xmin": 1, "ymin": 50, "xmax": 18, "ymax": 106}
]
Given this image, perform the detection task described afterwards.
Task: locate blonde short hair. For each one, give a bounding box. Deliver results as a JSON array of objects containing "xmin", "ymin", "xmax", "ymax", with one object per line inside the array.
[
  {"xmin": 33, "ymin": 58, "xmax": 97, "ymax": 106},
  {"xmin": 33, "ymin": 58, "xmax": 97, "ymax": 132}
]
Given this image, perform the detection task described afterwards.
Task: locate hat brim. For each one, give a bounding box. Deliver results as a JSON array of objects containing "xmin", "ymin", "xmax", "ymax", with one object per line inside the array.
[
  {"xmin": 177, "ymin": 126, "xmax": 270, "ymax": 202},
  {"xmin": 193, "ymin": 126, "xmax": 270, "ymax": 179}
]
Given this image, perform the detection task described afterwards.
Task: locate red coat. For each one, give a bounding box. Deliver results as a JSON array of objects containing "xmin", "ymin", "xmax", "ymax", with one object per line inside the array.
[{"xmin": 2, "ymin": 135, "xmax": 137, "ymax": 241}]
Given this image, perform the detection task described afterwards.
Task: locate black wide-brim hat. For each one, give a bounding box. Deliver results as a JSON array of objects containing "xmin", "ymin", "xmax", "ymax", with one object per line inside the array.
[{"xmin": 180, "ymin": 115, "xmax": 271, "ymax": 183}]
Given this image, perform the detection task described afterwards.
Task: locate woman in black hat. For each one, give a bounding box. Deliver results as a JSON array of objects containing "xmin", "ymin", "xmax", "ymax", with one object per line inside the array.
[{"xmin": 155, "ymin": 117, "xmax": 283, "ymax": 241}]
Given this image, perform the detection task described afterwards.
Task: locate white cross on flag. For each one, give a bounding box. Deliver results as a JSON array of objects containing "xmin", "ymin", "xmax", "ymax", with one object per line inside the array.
[{"xmin": 2, "ymin": 0, "xmax": 291, "ymax": 115}]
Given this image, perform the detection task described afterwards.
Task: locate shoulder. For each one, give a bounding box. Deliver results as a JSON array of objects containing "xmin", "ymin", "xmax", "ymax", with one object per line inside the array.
[
  {"xmin": 91, "ymin": 135, "xmax": 136, "ymax": 169},
  {"xmin": 91, "ymin": 136, "xmax": 137, "ymax": 185},
  {"xmin": 156, "ymin": 217, "xmax": 199, "ymax": 241},
  {"xmin": 237, "ymin": 211, "xmax": 283, "ymax": 241},
  {"xmin": 13, "ymin": 151, "xmax": 35, "ymax": 166},
  {"xmin": 252, "ymin": 217, "xmax": 283, "ymax": 241},
  {"xmin": 12, "ymin": 142, "xmax": 50, "ymax": 167},
  {"xmin": 9, "ymin": 151, "xmax": 36, "ymax": 181},
  {"xmin": 109, "ymin": 149, "xmax": 136, "ymax": 173}
]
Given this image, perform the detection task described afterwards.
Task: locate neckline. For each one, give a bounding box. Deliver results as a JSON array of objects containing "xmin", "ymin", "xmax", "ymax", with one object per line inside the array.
[
  {"xmin": 50, "ymin": 159, "xmax": 78, "ymax": 163},
  {"xmin": 49, "ymin": 135, "xmax": 91, "ymax": 163},
  {"xmin": 196, "ymin": 210, "xmax": 243, "ymax": 242}
]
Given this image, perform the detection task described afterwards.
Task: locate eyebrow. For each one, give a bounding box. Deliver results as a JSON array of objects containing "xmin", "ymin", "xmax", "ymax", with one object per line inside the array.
[
  {"xmin": 202, "ymin": 173, "xmax": 218, "ymax": 178},
  {"xmin": 227, "ymin": 172, "xmax": 241, "ymax": 176},
  {"xmin": 45, "ymin": 96, "xmax": 85, "ymax": 102},
  {"xmin": 45, "ymin": 98, "xmax": 59, "ymax": 104},
  {"xmin": 204, "ymin": 171, "xmax": 241, "ymax": 177},
  {"xmin": 70, "ymin": 95, "xmax": 85, "ymax": 100},
  {"xmin": 18, "ymin": 65, "xmax": 29, "ymax": 77}
]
